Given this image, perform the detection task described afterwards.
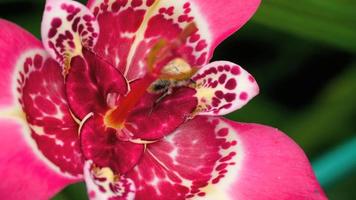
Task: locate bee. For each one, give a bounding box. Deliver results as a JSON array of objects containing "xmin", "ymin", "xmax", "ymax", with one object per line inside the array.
[{"xmin": 148, "ymin": 58, "xmax": 196, "ymax": 101}]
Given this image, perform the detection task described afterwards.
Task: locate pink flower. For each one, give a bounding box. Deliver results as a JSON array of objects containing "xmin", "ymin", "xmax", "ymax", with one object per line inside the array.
[{"xmin": 0, "ymin": 0, "xmax": 327, "ymax": 199}]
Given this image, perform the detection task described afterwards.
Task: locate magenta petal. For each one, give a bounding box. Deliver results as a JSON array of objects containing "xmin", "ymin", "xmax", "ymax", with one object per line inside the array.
[
  {"xmin": 126, "ymin": 86, "xmax": 197, "ymax": 140},
  {"xmin": 123, "ymin": 116, "xmax": 326, "ymax": 199},
  {"xmin": 0, "ymin": 19, "xmax": 82, "ymax": 177},
  {"xmin": 223, "ymin": 118, "xmax": 327, "ymax": 199},
  {"xmin": 20, "ymin": 52, "xmax": 84, "ymax": 176},
  {"xmin": 87, "ymin": 0, "xmax": 212, "ymax": 80},
  {"xmin": 66, "ymin": 50, "xmax": 128, "ymax": 119},
  {"xmin": 80, "ymin": 116, "xmax": 144, "ymax": 174},
  {"xmin": 125, "ymin": 116, "xmax": 239, "ymax": 199},
  {"xmin": 0, "ymin": 19, "xmax": 42, "ymax": 109},
  {"xmin": 0, "ymin": 119, "xmax": 76, "ymax": 200},
  {"xmin": 193, "ymin": 0, "xmax": 261, "ymax": 51}
]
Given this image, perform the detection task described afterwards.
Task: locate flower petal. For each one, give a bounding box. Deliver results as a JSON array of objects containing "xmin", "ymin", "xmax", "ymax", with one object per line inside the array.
[
  {"xmin": 41, "ymin": 0, "xmax": 99, "ymax": 71},
  {"xmin": 216, "ymin": 118, "xmax": 327, "ymax": 200},
  {"xmin": 124, "ymin": 116, "xmax": 240, "ymax": 199},
  {"xmin": 126, "ymin": 86, "xmax": 197, "ymax": 140},
  {"xmin": 0, "ymin": 19, "xmax": 76, "ymax": 199},
  {"xmin": 87, "ymin": 0, "xmax": 212, "ymax": 80},
  {"xmin": 18, "ymin": 49, "xmax": 83, "ymax": 176},
  {"xmin": 123, "ymin": 116, "xmax": 326, "ymax": 199},
  {"xmin": 192, "ymin": 0, "xmax": 261, "ymax": 50},
  {"xmin": 65, "ymin": 49, "xmax": 129, "ymax": 119},
  {"xmin": 0, "ymin": 19, "xmax": 42, "ymax": 109},
  {"xmin": 0, "ymin": 119, "xmax": 77, "ymax": 200},
  {"xmin": 192, "ymin": 61, "xmax": 259, "ymax": 116},
  {"xmin": 80, "ymin": 115, "xmax": 144, "ymax": 174},
  {"xmin": 84, "ymin": 160, "xmax": 135, "ymax": 200}
]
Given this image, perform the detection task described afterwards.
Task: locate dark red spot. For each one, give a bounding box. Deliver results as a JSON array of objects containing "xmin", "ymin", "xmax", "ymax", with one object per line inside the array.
[
  {"xmin": 189, "ymin": 33, "xmax": 200, "ymax": 43},
  {"xmin": 159, "ymin": 7, "xmax": 166, "ymax": 14},
  {"xmin": 83, "ymin": 15, "xmax": 93, "ymax": 22},
  {"xmin": 72, "ymin": 17, "xmax": 80, "ymax": 32},
  {"xmin": 248, "ymin": 75, "xmax": 256, "ymax": 83},
  {"xmin": 146, "ymin": 0, "xmax": 155, "ymax": 6},
  {"xmin": 231, "ymin": 66, "xmax": 241, "ymax": 75},
  {"xmin": 166, "ymin": 7, "xmax": 174, "ymax": 16},
  {"xmin": 184, "ymin": 8, "xmax": 191, "ymax": 14},
  {"xmin": 224, "ymin": 65, "xmax": 230, "ymax": 71},
  {"xmin": 215, "ymin": 90, "xmax": 224, "ymax": 99},
  {"xmin": 217, "ymin": 128, "xmax": 228, "ymax": 137},
  {"xmin": 216, "ymin": 163, "xmax": 228, "ymax": 171},
  {"xmin": 224, "ymin": 93, "xmax": 236, "ymax": 102},
  {"xmin": 66, "ymin": 5, "xmax": 75, "ymax": 13},
  {"xmin": 195, "ymin": 40, "xmax": 207, "ymax": 52},
  {"xmin": 210, "ymin": 81, "xmax": 218, "ymax": 88},
  {"xmin": 198, "ymin": 192, "xmax": 206, "ymax": 197},
  {"xmin": 239, "ymin": 92, "xmax": 248, "ymax": 100},
  {"xmin": 225, "ymin": 79, "xmax": 237, "ymax": 90},
  {"xmin": 61, "ymin": 3, "xmax": 67, "ymax": 10},
  {"xmin": 48, "ymin": 29, "xmax": 57, "ymax": 38},
  {"xmin": 196, "ymin": 52, "xmax": 207, "ymax": 66},
  {"xmin": 183, "ymin": 2, "xmax": 190, "ymax": 9},
  {"xmin": 178, "ymin": 15, "xmax": 188, "ymax": 23},
  {"xmin": 33, "ymin": 54, "xmax": 43, "ymax": 69},
  {"xmin": 112, "ymin": 2, "xmax": 121, "ymax": 12},
  {"xmin": 218, "ymin": 74, "xmax": 227, "ymax": 84},
  {"xmin": 131, "ymin": 0, "xmax": 143, "ymax": 7},
  {"xmin": 220, "ymin": 152, "xmax": 236, "ymax": 162},
  {"xmin": 65, "ymin": 31, "xmax": 74, "ymax": 40},
  {"xmin": 221, "ymin": 103, "xmax": 232, "ymax": 110},
  {"xmin": 212, "ymin": 97, "xmax": 220, "ymax": 107},
  {"xmin": 51, "ymin": 18, "xmax": 62, "ymax": 28}
]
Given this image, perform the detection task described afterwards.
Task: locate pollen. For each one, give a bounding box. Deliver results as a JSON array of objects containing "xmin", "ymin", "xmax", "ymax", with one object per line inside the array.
[
  {"xmin": 160, "ymin": 58, "xmax": 196, "ymax": 80},
  {"xmin": 92, "ymin": 165, "xmax": 117, "ymax": 183}
]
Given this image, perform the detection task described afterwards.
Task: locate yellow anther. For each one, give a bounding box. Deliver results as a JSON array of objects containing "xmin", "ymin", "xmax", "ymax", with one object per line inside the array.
[{"xmin": 160, "ymin": 58, "xmax": 197, "ymax": 81}]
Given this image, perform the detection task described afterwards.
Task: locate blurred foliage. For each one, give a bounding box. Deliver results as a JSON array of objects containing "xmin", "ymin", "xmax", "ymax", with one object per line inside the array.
[{"xmin": 1, "ymin": 0, "xmax": 355, "ymax": 199}]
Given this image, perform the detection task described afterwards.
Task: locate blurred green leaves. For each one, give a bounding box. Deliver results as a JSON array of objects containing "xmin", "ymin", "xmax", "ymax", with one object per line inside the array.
[{"xmin": 253, "ymin": 0, "xmax": 356, "ymax": 53}]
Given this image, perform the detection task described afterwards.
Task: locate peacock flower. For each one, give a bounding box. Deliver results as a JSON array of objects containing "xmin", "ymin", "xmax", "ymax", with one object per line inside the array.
[{"xmin": 0, "ymin": 0, "xmax": 327, "ymax": 199}]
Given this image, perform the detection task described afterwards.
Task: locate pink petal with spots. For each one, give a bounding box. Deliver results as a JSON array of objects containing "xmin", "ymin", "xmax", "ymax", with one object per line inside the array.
[
  {"xmin": 66, "ymin": 49, "xmax": 128, "ymax": 119},
  {"xmin": 123, "ymin": 116, "xmax": 326, "ymax": 200},
  {"xmin": 0, "ymin": 119, "xmax": 77, "ymax": 200},
  {"xmin": 192, "ymin": 61, "xmax": 259, "ymax": 116},
  {"xmin": 0, "ymin": 19, "xmax": 77, "ymax": 195},
  {"xmin": 87, "ymin": 0, "xmax": 212, "ymax": 80},
  {"xmin": 19, "ymin": 51, "xmax": 84, "ymax": 176},
  {"xmin": 83, "ymin": 160, "xmax": 136, "ymax": 200},
  {"xmin": 123, "ymin": 116, "xmax": 240, "ymax": 199},
  {"xmin": 126, "ymin": 86, "xmax": 197, "ymax": 140},
  {"xmin": 0, "ymin": 19, "xmax": 42, "ymax": 109},
  {"xmin": 0, "ymin": 17, "xmax": 82, "ymax": 176},
  {"xmin": 80, "ymin": 115, "xmax": 144, "ymax": 174},
  {"xmin": 41, "ymin": 0, "xmax": 99, "ymax": 68},
  {"xmin": 192, "ymin": 0, "xmax": 261, "ymax": 51}
]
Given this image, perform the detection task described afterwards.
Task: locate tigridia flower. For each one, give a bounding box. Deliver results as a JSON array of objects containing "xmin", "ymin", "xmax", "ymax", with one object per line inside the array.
[{"xmin": 0, "ymin": 0, "xmax": 327, "ymax": 199}]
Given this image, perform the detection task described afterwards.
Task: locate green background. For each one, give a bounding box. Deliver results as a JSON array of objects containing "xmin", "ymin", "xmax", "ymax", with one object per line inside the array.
[{"xmin": 1, "ymin": 0, "xmax": 355, "ymax": 199}]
